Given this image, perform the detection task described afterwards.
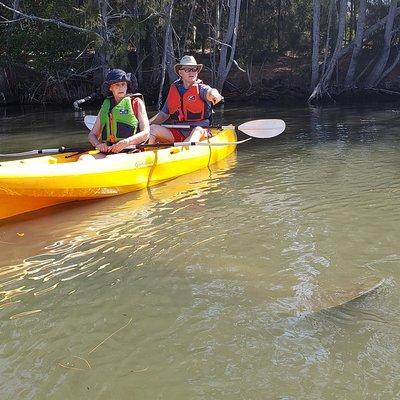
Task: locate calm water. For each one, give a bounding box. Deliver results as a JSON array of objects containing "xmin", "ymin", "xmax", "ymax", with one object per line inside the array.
[{"xmin": 0, "ymin": 103, "xmax": 400, "ymax": 399}]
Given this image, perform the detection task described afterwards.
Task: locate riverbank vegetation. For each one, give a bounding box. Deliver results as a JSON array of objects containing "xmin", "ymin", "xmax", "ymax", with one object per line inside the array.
[{"xmin": 1, "ymin": 0, "xmax": 400, "ymax": 106}]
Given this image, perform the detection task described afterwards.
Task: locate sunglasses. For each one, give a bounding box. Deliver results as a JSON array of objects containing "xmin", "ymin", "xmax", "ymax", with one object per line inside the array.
[{"xmin": 179, "ymin": 67, "xmax": 199, "ymax": 73}]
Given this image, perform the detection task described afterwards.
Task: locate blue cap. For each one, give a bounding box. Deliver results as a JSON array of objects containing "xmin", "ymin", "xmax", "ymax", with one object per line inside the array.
[{"xmin": 102, "ymin": 69, "xmax": 138, "ymax": 95}]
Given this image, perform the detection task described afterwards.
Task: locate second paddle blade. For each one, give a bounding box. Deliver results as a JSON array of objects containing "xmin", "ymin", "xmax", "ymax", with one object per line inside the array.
[
  {"xmin": 238, "ymin": 119, "xmax": 286, "ymax": 138},
  {"xmin": 84, "ymin": 115, "xmax": 97, "ymax": 130}
]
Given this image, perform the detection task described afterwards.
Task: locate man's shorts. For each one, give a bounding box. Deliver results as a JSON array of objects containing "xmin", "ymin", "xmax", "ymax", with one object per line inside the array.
[
  {"xmin": 169, "ymin": 127, "xmax": 212, "ymax": 142},
  {"xmin": 169, "ymin": 128, "xmax": 187, "ymax": 142}
]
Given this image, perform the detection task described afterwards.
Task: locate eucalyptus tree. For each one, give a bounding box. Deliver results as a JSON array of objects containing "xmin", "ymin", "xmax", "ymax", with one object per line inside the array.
[
  {"xmin": 309, "ymin": 0, "xmax": 347, "ymax": 101},
  {"xmin": 215, "ymin": 0, "xmax": 242, "ymax": 91},
  {"xmin": 365, "ymin": 0, "xmax": 399, "ymax": 87},
  {"xmin": 344, "ymin": 0, "xmax": 367, "ymax": 88},
  {"xmin": 310, "ymin": 0, "xmax": 320, "ymax": 91},
  {"xmin": 157, "ymin": 0, "xmax": 175, "ymax": 109},
  {"xmin": 308, "ymin": 0, "xmax": 400, "ymax": 101}
]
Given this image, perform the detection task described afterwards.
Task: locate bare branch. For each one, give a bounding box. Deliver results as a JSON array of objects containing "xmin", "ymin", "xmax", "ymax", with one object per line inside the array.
[
  {"xmin": 232, "ymin": 59, "xmax": 246, "ymax": 73},
  {"xmin": 107, "ymin": 13, "xmax": 137, "ymax": 20},
  {"xmin": 338, "ymin": 6, "xmax": 400, "ymax": 60},
  {"xmin": 208, "ymin": 36, "xmax": 232, "ymax": 49},
  {"xmin": 137, "ymin": 12, "xmax": 161, "ymax": 24},
  {"xmin": 0, "ymin": 1, "xmax": 103, "ymax": 41},
  {"xmin": 0, "ymin": 17, "xmax": 23, "ymax": 24},
  {"xmin": 75, "ymin": 41, "xmax": 96, "ymax": 60}
]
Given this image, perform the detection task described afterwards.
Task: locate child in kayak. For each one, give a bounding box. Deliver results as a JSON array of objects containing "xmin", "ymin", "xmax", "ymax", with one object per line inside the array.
[
  {"xmin": 149, "ymin": 55, "xmax": 223, "ymax": 144},
  {"xmin": 83, "ymin": 69, "xmax": 150, "ymax": 159}
]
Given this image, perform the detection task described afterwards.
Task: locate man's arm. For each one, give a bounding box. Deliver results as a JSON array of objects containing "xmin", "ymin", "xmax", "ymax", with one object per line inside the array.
[
  {"xmin": 149, "ymin": 110, "xmax": 170, "ymax": 125},
  {"xmin": 88, "ymin": 113, "xmax": 109, "ymax": 152},
  {"xmin": 206, "ymin": 88, "xmax": 223, "ymax": 105}
]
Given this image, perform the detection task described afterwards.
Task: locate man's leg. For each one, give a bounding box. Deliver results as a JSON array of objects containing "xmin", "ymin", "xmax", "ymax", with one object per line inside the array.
[
  {"xmin": 186, "ymin": 126, "xmax": 211, "ymax": 142},
  {"xmin": 148, "ymin": 125, "xmax": 175, "ymax": 144}
]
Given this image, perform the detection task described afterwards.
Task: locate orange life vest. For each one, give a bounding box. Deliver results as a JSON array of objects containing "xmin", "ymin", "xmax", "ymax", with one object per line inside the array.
[{"xmin": 166, "ymin": 81, "xmax": 206, "ymax": 122}]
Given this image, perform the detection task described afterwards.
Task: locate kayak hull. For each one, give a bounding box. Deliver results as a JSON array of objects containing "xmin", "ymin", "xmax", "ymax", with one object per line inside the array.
[{"xmin": 0, "ymin": 127, "xmax": 237, "ymax": 220}]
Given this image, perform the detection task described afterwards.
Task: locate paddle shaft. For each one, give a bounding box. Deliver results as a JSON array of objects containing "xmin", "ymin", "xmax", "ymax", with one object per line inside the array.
[
  {"xmin": 162, "ymin": 121, "xmax": 284, "ymax": 139},
  {"xmin": 0, "ymin": 146, "xmax": 92, "ymax": 157},
  {"xmin": 163, "ymin": 124, "xmax": 228, "ymax": 130},
  {"xmin": 0, "ymin": 139, "xmax": 250, "ymax": 158},
  {"xmin": 83, "ymin": 116, "xmax": 286, "ymax": 139},
  {"xmin": 92, "ymin": 138, "xmax": 250, "ymax": 151},
  {"xmin": 136, "ymin": 138, "xmax": 250, "ymax": 148}
]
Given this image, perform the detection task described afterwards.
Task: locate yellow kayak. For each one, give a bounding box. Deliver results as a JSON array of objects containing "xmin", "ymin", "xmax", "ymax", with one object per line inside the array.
[{"xmin": 0, "ymin": 127, "xmax": 237, "ymax": 220}]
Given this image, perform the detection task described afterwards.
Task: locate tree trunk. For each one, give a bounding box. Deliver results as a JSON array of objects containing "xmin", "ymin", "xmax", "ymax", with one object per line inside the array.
[
  {"xmin": 182, "ymin": 0, "xmax": 196, "ymax": 53},
  {"xmin": 365, "ymin": 0, "xmax": 398, "ymax": 88},
  {"xmin": 277, "ymin": 0, "xmax": 282, "ymax": 51},
  {"xmin": 7, "ymin": 0, "xmax": 20, "ymax": 44},
  {"xmin": 344, "ymin": 0, "xmax": 367, "ymax": 88},
  {"xmin": 310, "ymin": 0, "xmax": 321, "ymax": 91},
  {"xmin": 351, "ymin": 0, "xmax": 357, "ymax": 42},
  {"xmin": 149, "ymin": 25, "xmax": 161, "ymax": 88},
  {"xmin": 166, "ymin": 22, "xmax": 176, "ymax": 85},
  {"xmin": 347, "ymin": 0, "xmax": 354, "ymax": 43},
  {"xmin": 321, "ymin": 0, "xmax": 334, "ymax": 77},
  {"xmin": 157, "ymin": 0, "xmax": 174, "ymax": 110},
  {"xmin": 338, "ymin": 7, "xmax": 400, "ymax": 60},
  {"xmin": 216, "ymin": 0, "xmax": 242, "ymax": 91},
  {"xmin": 381, "ymin": 45, "xmax": 400, "ymax": 81},
  {"xmin": 130, "ymin": 0, "xmax": 143, "ymax": 88},
  {"xmin": 309, "ymin": 0, "xmax": 347, "ymax": 101},
  {"xmin": 321, "ymin": 0, "xmax": 347, "ymax": 87},
  {"xmin": 93, "ymin": 0, "xmax": 110, "ymax": 84},
  {"xmin": 210, "ymin": 1, "xmax": 221, "ymax": 87}
]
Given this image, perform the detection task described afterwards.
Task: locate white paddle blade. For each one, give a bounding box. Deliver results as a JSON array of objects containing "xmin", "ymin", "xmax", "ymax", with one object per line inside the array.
[
  {"xmin": 237, "ymin": 119, "xmax": 286, "ymax": 138},
  {"xmin": 84, "ymin": 115, "xmax": 97, "ymax": 130}
]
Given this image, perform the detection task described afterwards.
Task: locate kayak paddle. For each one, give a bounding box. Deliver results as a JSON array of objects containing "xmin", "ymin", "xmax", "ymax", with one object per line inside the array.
[
  {"xmin": 0, "ymin": 140, "xmax": 252, "ymax": 158},
  {"xmin": 0, "ymin": 118, "xmax": 285, "ymax": 158},
  {"xmin": 83, "ymin": 115, "xmax": 286, "ymax": 139},
  {"xmin": 0, "ymin": 146, "xmax": 93, "ymax": 158}
]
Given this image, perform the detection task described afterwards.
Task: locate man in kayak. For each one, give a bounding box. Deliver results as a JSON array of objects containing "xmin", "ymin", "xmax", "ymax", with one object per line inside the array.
[
  {"xmin": 84, "ymin": 69, "xmax": 150, "ymax": 158},
  {"xmin": 149, "ymin": 55, "xmax": 223, "ymax": 144}
]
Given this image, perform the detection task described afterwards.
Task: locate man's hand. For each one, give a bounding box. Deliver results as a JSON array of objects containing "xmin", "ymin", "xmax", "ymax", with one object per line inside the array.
[
  {"xmin": 95, "ymin": 143, "xmax": 110, "ymax": 153},
  {"xmin": 207, "ymin": 88, "xmax": 223, "ymax": 105},
  {"xmin": 109, "ymin": 139, "xmax": 129, "ymax": 153}
]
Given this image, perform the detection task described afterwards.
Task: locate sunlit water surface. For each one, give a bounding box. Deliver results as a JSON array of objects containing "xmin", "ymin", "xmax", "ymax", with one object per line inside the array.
[{"xmin": 0, "ymin": 103, "xmax": 399, "ymax": 399}]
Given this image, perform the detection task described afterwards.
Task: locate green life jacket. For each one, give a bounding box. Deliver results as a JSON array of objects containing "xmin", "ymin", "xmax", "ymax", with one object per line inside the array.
[{"xmin": 99, "ymin": 95, "xmax": 140, "ymax": 144}]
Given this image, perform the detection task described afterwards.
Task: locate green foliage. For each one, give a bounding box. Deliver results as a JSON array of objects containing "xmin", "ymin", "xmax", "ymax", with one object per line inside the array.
[
  {"xmin": 4, "ymin": 0, "xmax": 86, "ymax": 73},
  {"xmin": 1, "ymin": 0, "xmax": 399, "ymax": 103},
  {"xmin": 0, "ymin": 0, "xmax": 321, "ymax": 76}
]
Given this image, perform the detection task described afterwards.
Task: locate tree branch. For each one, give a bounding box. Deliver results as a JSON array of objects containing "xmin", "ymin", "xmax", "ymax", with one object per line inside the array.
[
  {"xmin": 0, "ymin": 17, "xmax": 23, "ymax": 24},
  {"xmin": 0, "ymin": 1, "xmax": 103, "ymax": 41},
  {"xmin": 107, "ymin": 13, "xmax": 137, "ymax": 21},
  {"xmin": 338, "ymin": 6, "xmax": 400, "ymax": 60}
]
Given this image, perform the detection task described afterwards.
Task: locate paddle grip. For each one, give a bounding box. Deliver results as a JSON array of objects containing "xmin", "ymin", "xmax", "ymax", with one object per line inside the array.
[{"xmin": 73, "ymin": 92, "xmax": 98, "ymax": 110}]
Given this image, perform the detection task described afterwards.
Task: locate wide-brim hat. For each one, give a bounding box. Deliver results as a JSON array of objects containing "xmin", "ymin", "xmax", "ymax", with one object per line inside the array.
[
  {"xmin": 174, "ymin": 55, "xmax": 203, "ymax": 75},
  {"xmin": 101, "ymin": 69, "xmax": 138, "ymax": 96}
]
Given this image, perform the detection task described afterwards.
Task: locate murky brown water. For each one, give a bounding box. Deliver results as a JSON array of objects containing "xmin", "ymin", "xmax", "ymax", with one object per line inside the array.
[{"xmin": 0, "ymin": 103, "xmax": 399, "ymax": 399}]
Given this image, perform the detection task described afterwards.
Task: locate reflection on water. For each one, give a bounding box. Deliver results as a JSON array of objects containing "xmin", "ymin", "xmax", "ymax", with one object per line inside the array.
[
  {"xmin": 1, "ymin": 103, "xmax": 400, "ymax": 399},
  {"xmin": 0, "ymin": 155, "xmax": 237, "ymax": 318}
]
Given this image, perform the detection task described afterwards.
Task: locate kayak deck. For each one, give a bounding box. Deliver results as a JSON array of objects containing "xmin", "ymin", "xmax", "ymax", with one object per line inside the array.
[{"xmin": 0, "ymin": 127, "xmax": 237, "ymax": 220}]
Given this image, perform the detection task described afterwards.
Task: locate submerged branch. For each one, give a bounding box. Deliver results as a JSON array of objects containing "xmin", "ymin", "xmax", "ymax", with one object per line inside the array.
[{"xmin": 88, "ymin": 317, "xmax": 133, "ymax": 355}]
